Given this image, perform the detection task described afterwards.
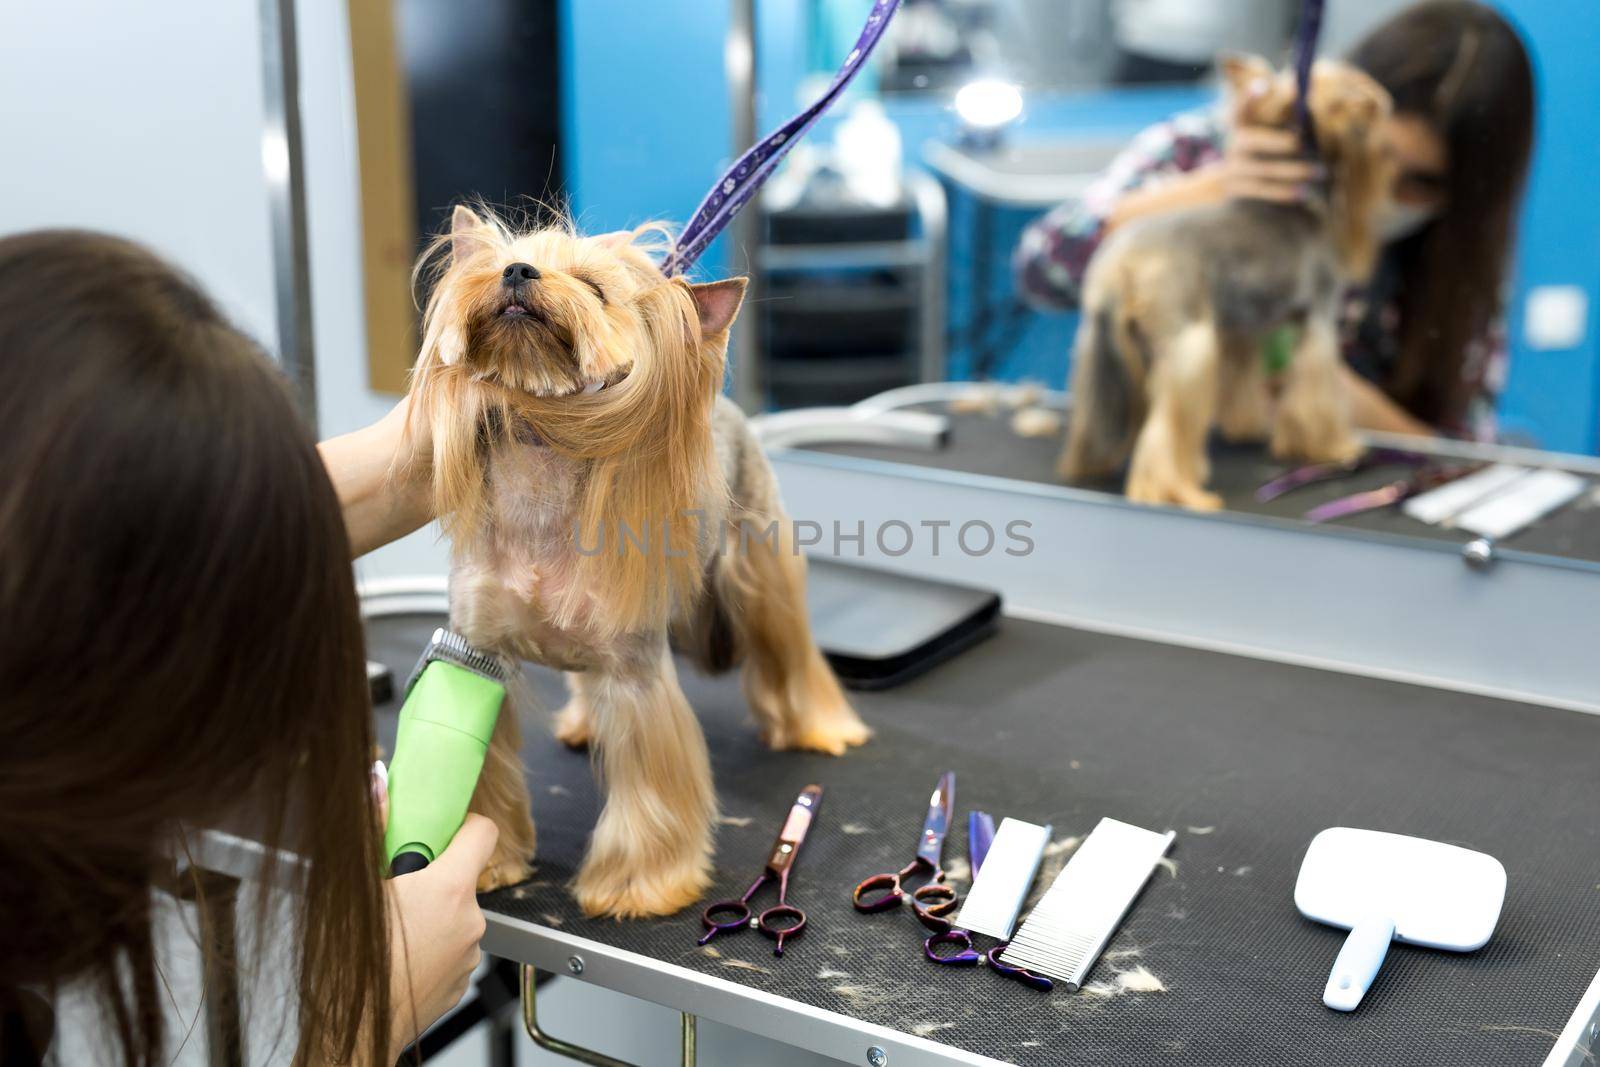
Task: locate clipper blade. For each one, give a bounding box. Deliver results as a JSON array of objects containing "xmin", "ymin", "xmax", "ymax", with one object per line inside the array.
[{"xmin": 404, "ymin": 627, "xmax": 510, "ymax": 696}]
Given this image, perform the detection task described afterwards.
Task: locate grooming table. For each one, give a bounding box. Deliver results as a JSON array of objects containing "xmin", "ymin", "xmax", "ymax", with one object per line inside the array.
[{"xmin": 365, "ymin": 611, "xmax": 1600, "ymax": 1067}]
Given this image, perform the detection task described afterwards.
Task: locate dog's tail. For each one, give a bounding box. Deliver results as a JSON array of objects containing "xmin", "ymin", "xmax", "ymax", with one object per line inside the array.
[{"xmin": 1060, "ymin": 297, "xmax": 1144, "ymax": 481}]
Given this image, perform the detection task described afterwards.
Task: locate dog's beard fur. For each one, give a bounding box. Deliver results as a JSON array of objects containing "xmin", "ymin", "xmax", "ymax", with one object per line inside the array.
[{"xmin": 407, "ymin": 208, "xmax": 736, "ymax": 639}]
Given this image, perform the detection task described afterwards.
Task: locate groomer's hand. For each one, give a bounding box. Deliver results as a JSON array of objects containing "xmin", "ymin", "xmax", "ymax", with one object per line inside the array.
[
  {"xmin": 384, "ymin": 814, "xmax": 499, "ymax": 1059},
  {"xmin": 319, "ymin": 398, "xmax": 435, "ymax": 560},
  {"xmin": 1215, "ymin": 124, "xmax": 1326, "ymax": 204}
]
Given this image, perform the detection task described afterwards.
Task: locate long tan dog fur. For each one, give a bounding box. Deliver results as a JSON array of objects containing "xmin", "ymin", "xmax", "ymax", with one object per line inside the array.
[
  {"xmin": 407, "ymin": 208, "xmax": 870, "ymax": 917},
  {"xmin": 1060, "ymin": 56, "xmax": 1394, "ymax": 510}
]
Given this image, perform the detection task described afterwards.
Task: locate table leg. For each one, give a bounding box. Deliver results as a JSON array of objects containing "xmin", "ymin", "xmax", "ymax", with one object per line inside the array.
[
  {"xmin": 521, "ymin": 965, "xmax": 698, "ymax": 1066},
  {"xmin": 177, "ymin": 868, "xmax": 244, "ymax": 1067}
]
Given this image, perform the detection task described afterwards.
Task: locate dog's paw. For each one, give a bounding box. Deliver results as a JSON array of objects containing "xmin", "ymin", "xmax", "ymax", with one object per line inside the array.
[
  {"xmin": 573, "ymin": 856, "xmax": 711, "ymax": 919},
  {"xmin": 1127, "ymin": 478, "xmax": 1224, "ymax": 512},
  {"xmin": 1180, "ymin": 488, "xmax": 1225, "ymax": 511},
  {"xmin": 1300, "ymin": 436, "xmax": 1364, "ymax": 466},
  {"xmin": 786, "ymin": 714, "xmax": 873, "ymax": 757},
  {"xmin": 1271, "ymin": 416, "xmax": 1363, "ymax": 466},
  {"xmin": 551, "ymin": 699, "xmax": 592, "ymax": 749},
  {"xmin": 477, "ymin": 856, "xmax": 535, "ymax": 894}
]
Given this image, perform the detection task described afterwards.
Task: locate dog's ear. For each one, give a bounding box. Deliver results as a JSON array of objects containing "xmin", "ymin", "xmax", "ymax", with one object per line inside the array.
[
  {"xmin": 1219, "ymin": 53, "xmax": 1274, "ymax": 101},
  {"xmin": 451, "ymin": 205, "xmax": 490, "ymax": 264},
  {"xmin": 687, "ymin": 278, "xmax": 748, "ymax": 337}
]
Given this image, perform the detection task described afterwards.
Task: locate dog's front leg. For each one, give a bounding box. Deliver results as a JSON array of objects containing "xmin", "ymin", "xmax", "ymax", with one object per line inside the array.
[
  {"xmin": 572, "ymin": 638, "xmax": 716, "ymax": 918},
  {"xmin": 468, "ymin": 686, "xmax": 539, "ymax": 892},
  {"xmin": 1125, "ymin": 323, "xmax": 1224, "ymax": 511},
  {"xmin": 1271, "ymin": 317, "xmax": 1363, "ymax": 464}
]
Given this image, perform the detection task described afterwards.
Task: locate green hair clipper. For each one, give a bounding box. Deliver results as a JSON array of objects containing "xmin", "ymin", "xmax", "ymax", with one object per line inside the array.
[{"xmin": 384, "ymin": 628, "xmax": 509, "ymax": 877}]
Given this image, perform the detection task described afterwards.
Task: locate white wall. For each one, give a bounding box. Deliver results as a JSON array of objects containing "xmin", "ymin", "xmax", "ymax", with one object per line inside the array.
[
  {"xmin": 0, "ymin": 0, "xmax": 446, "ymax": 583},
  {"xmin": 0, "ymin": 1, "xmax": 278, "ymax": 351}
]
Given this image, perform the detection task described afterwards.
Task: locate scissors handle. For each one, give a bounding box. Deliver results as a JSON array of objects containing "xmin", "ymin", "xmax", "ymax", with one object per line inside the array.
[
  {"xmin": 757, "ymin": 904, "xmax": 807, "ymax": 956},
  {"xmin": 910, "ymin": 881, "xmax": 959, "ymax": 932},
  {"xmin": 852, "ymin": 870, "xmax": 906, "ymax": 912},
  {"xmin": 987, "ymin": 944, "xmax": 1055, "ymax": 992},
  {"xmin": 924, "ymin": 929, "xmax": 982, "ymax": 966},
  {"xmin": 697, "ymin": 898, "xmax": 754, "ymax": 947}
]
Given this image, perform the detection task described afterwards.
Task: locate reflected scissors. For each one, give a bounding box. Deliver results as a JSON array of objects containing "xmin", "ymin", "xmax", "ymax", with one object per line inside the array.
[
  {"xmin": 852, "ymin": 771, "xmax": 960, "ymax": 928},
  {"xmin": 922, "ymin": 811, "xmax": 1054, "ymax": 992},
  {"xmin": 697, "ymin": 785, "xmax": 821, "ymax": 957}
]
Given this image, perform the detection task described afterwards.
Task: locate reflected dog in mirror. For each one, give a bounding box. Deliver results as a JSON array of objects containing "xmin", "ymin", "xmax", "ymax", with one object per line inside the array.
[
  {"xmin": 1059, "ymin": 55, "xmax": 1393, "ymax": 510},
  {"xmin": 408, "ymin": 207, "xmax": 870, "ymax": 916}
]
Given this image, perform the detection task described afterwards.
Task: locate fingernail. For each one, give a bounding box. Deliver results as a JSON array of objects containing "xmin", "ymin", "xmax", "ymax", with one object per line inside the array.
[{"xmin": 371, "ymin": 760, "xmax": 388, "ymax": 803}]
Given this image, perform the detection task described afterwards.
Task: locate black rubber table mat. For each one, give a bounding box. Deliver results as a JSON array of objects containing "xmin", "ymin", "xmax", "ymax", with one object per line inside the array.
[
  {"xmin": 801, "ymin": 404, "xmax": 1600, "ymax": 564},
  {"xmin": 368, "ymin": 612, "xmax": 1600, "ymax": 1067}
]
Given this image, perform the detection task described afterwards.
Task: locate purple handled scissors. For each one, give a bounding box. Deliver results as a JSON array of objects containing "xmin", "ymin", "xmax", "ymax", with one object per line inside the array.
[
  {"xmin": 921, "ymin": 811, "xmax": 1054, "ymax": 992},
  {"xmin": 698, "ymin": 785, "xmax": 821, "ymax": 957},
  {"xmin": 852, "ymin": 771, "xmax": 960, "ymax": 928}
]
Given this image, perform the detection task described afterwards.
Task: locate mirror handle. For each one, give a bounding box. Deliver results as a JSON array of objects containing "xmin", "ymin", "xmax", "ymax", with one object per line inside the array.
[{"xmin": 1323, "ymin": 914, "xmax": 1395, "ymax": 1011}]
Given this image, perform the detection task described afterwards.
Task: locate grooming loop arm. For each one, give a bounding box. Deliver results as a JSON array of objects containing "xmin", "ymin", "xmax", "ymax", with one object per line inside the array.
[{"xmin": 520, "ymin": 965, "xmax": 697, "ymax": 1066}]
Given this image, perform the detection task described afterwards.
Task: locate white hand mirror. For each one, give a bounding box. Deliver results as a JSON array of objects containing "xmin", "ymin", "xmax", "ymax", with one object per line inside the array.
[{"xmin": 1294, "ymin": 827, "xmax": 1506, "ymax": 1011}]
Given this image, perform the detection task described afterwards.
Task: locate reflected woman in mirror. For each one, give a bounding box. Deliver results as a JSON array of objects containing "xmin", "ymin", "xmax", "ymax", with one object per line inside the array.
[{"xmin": 1015, "ymin": 0, "xmax": 1534, "ymax": 442}]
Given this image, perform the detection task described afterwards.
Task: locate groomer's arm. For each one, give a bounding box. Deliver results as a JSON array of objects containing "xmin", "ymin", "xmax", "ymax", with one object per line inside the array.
[
  {"xmin": 1105, "ymin": 127, "xmax": 1324, "ymax": 234},
  {"xmin": 318, "ymin": 399, "xmax": 434, "ymax": 558},
  {"xmin": 1340, "ymin": 365, "xmax": 1435, "ymax": 437}
]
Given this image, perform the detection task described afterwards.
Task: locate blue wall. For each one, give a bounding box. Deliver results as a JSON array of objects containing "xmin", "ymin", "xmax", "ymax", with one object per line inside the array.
[
  {"xmin": 1491, "ymin": 0, "xmax": 1600, "ymax": 454},
  {"xmin": 558, "ymin": 0, "xmax": 731, "ymax": 278}
]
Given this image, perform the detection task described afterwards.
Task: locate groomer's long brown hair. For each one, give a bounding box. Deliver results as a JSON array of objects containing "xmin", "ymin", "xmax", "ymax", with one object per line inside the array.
[
  {"xmin": 1350, "ymin": 0, "xmax": 1534, "ymax": 431},
  {"xmin": 0, "ymin": 233, "xmax": 390, "ymax": 1065}
]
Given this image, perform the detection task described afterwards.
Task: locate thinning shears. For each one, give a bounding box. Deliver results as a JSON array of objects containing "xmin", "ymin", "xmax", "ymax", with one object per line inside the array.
[
  {"xmin": 852, "ymin": 771, "xmax": 960, "ymax": 928},
  {"xmin": 698, "ymin": 785, "xmax": 821, "ymax": 957},
  {"xmin": 922, "ymin": 811, "xmax": 1054, "ymax": 992}
]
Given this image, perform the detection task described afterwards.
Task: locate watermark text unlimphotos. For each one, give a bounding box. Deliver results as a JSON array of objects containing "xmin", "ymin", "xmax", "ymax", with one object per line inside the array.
[{"xmin": 573, "ymin": 511, "xmax": 1035, "ymax": 558}]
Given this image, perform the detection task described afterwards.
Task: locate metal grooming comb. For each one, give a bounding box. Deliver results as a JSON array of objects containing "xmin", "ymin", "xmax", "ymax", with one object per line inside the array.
[
  {"xmin": 404, "ymin": 627, "xmax": 511, "ymax": 695},
  {"xmin": 999, "ymin": 817, "xmax": 1176, "ymax": 991},
  {"xmin": 955, "ymin": 817, "xmax": 1052, "ymax": 941}
]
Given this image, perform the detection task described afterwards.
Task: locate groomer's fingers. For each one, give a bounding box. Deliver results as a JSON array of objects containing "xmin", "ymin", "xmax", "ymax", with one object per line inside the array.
[
  {"xmin": 372, "ymin": 760, "xmax": 390, "ymax": 830},
  {"xmin": 1231, "ymin": 180, "xmax": 1309, "ymax": 204},
  {"xmin": 1235, "ymin": 157, "xmax": 1326, "ymax": 185},
  {"xmin": 434, "ymin": 813, "xmax": 500, "ymax": 880},
  {"xmin": 1232, "ymin": 126, "xmax": 1303, "ymax": 159}
]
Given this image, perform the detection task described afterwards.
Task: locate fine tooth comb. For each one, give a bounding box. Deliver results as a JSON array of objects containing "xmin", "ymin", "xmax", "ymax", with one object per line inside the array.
[{"xmin": 999, "ymin": 817, "xmax": 1175, "ymax": 991}]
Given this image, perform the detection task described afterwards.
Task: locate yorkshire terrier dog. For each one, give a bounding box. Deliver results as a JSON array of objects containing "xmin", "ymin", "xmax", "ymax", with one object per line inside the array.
[
  {"xmin": 408, "ymin": 207, "xmax": 870, "ymax": 917},
  {"xmin": 1059, "ymin": 56, "xmax": 1393, "ymax": 510}
]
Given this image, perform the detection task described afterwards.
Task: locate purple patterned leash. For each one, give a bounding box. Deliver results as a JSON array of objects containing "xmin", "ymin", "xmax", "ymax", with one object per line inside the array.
[
  {"xmin": 659, "ymin": 0, "xmax": 903, "ymax": 278},
  {"xmin": 1292, "ymin": 0, "xmax": 1325, "ymax": 154}
]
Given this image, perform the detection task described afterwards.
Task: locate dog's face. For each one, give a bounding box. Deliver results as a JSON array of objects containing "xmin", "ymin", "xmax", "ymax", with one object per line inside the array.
[
  {"xmin": 429, "ymin": 207, "xmax": 743, "ymax": 399},
  {"xmin": 1222, "ymin": 55, "xmax": 1395, "ymax": 278},
  {"xmin": 1222, "ymin": 54, "xmax": 1391, "ymax": 150}
]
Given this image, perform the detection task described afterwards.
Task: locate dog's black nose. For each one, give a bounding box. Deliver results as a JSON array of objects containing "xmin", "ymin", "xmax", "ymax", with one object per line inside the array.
[{"xmin": 502, "ymin": 262, "xmax": 540, "ymax": 285}]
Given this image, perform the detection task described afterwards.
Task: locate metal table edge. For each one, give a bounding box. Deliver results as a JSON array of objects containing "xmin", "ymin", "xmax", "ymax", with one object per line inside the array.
[{"xmin": 483, "ymin": 912, "xmax": 1008, "ymax": 1067}]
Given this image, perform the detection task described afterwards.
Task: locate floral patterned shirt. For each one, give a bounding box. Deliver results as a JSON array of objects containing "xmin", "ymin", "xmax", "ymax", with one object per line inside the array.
[{"xmin": 1011, "ymin": 107, "xmax": 1504, "ymax": 440}]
